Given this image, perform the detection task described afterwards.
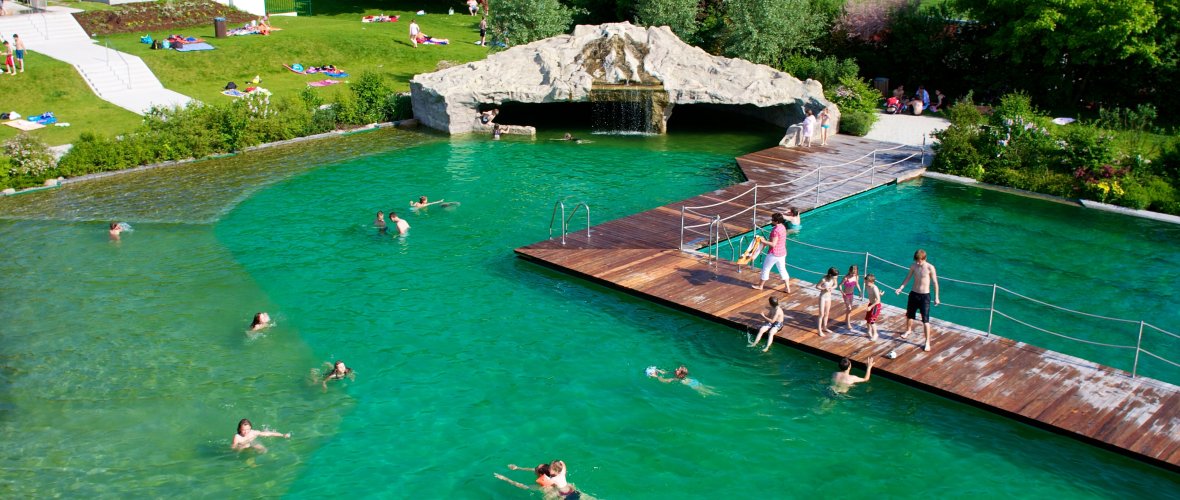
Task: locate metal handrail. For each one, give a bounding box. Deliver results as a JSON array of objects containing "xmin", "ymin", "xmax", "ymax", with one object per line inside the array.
[
  {"xmin": 549, "ymin": 200, "xmax": 590, "ymax": 245},
  {"xmin": 732, "ymin": 237, "xmax": 1179, "ymax": 381}
]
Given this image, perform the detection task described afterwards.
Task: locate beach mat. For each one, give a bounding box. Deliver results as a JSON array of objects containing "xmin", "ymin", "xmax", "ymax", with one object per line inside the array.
[
  {"xmin": 222, "ymin": 89, "xmax": 246, "ymax": 97},
  {"xmin": 5, "ymin": 120, "xmax": 43, "ymax": 131},
  {"xmin": 176, "ymin": 42, "xmax": 215, "ymax": 52},
  {"xmin": 307, "ymin": 79, "xmax": 342, "ymax": 87}
]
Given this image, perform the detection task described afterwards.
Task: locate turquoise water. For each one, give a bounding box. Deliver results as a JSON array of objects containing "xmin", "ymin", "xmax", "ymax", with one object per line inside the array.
[
  {"xmin": 733, "ymin": 179, "xmax": 1180, "ymax": 384},
  {"xmin": 1, "ymin": 130, "xmax": 1178, "ymax": 497}
]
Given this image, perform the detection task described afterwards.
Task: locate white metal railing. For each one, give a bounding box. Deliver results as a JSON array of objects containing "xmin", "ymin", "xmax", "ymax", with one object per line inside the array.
[
  {"xmin": 735, "ymin": 236, "xmax": 1179, "ymax": 382},
  {"xmin": 549, "ymin": 200, "xmax": 590, "ymax": 245},
  {"xmin": 680, "ymin": 143, "xmax": 926, "ymax": 251}
]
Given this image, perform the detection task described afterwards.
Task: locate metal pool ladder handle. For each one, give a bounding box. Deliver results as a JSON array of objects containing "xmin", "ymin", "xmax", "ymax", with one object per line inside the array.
[{"xmin": 549, "ymin": 200, "xmax": 591, "ymax": 245}]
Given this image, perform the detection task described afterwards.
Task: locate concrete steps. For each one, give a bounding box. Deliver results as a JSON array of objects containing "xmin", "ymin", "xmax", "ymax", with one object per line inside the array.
[{"xmin": 0, "ymin": 9, "xmax": 191, "ymax": 114}]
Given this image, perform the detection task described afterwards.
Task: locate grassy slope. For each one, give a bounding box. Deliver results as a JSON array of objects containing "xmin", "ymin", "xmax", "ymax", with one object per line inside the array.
[
  {"xmin": 104, "ymin": 9, "xmax": 493, "ymax": 105},
  {"xmin": 0, "ymin": 51, "xmax": 142, "ymax": 146}
]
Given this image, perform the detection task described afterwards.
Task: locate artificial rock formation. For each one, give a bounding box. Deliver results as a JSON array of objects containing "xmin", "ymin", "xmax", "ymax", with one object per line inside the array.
[{"xmin": 410, "ymin": 22, "xmax": 837, "ymax": 136}]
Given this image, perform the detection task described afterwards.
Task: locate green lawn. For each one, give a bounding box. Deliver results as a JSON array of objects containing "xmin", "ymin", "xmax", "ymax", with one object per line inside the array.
[
  {"xmin": 47, "ymin": 0, "xmax": 120, "ymax": 12},
  {"xmin": 105, "ymin": 10, "xmax": 493, "ymax": 105},
  {"xmin": 0, "ymin": 51, "xmax": 142, "ymax": 146}
]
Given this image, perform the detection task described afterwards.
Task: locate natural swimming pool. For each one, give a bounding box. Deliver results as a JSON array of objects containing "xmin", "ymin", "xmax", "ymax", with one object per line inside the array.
[{"xmin": 1, "ymin": 129, "xmax": 1177, "ymax": 497}]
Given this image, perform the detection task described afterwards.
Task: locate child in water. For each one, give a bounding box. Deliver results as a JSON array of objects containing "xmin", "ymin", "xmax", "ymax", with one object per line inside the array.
[
  {"xmin": 374, "ymin": 211, "xmax": 387, "ymax": 233},
  {"xmin": 321, "ymin": 360, "xmax": 355, "ymax": 391},
  {"xmin": 249, "ymin": 312, "xmax": 272, "ymax": 331},
  {"xmin": 750, "ymin": 296, "xmax": 785, "ymax": 352},
  {"xmin": 841, "ymin": 265, "xmax": 862, "ymax": 330},
  {"xmin": 655, "ymin": 365, "xmax": 716, "ymax": 396}
]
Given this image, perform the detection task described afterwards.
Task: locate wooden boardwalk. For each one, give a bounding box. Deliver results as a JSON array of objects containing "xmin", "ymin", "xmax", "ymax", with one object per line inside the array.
[{"xmin": 515, "ymin": 135, "xmax": 1180, "ymax": 471}]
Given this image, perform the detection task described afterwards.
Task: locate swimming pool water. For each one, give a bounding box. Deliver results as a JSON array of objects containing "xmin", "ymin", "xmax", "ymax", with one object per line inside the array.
[{"xmin": 1, "ymin": 130, "xmax": 1177, "ymax": 497}]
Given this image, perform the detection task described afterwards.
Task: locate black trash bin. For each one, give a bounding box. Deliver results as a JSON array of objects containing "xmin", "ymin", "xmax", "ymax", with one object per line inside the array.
[{"xmin": 214, "ymin": 17, "xmax": 227, "ymax": 38}]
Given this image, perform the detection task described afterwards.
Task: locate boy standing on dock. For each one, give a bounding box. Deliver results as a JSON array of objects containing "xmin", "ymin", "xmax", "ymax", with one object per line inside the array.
[
  {"xmin": 896, "ymin": 249, "xmax": 940, "ymax": 351},
  {"xmin": 864, "ymin": 274, "xmax": 881, "ymax": 341}
]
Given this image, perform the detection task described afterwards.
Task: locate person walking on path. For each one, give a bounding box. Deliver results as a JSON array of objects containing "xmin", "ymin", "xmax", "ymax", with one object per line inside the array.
[
  {"xmin": 896, "ymin": 249, "xmax": 940, "ymax": 351},
  {"xmin": 751, "ymin": 212, "xmax": 791, "ymax": 293},
  {"xmin": 13, "ymin": 34, "xmax": 23, "ymax": 73}
]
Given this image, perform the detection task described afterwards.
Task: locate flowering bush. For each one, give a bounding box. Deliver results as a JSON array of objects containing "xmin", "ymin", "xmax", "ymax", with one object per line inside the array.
[{"xmin": 4, "ymin": 133, "xmax": 55, "ymax": 178}]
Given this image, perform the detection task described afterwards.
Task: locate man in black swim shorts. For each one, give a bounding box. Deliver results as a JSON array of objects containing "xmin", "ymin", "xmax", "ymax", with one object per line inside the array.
[{"xmin": 896, "ymin": 249, "xmax": 940, "ymax": 352}]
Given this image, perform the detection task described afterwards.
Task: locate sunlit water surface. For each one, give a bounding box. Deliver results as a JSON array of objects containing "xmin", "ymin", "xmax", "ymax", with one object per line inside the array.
[{"xmin": 1, "ymin": 129, "xmax": 1177, "ymax": 498}]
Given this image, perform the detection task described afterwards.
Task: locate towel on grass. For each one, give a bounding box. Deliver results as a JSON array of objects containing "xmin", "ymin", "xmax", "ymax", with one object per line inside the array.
[
  {"xmin": 324, "ymin": 71, "xmax": 349, "ymax": 78},
  {"xmin": 5, "ymin": 120, "xmax": 43, "ymax": 131},
  {"xmin": 222, "ymin": 89, "xmax": 246, "ymax": 97},
  {"xmin": 176, "ymin": 42, "xmax": 215, "ymax": 52},
  {"xmin": 307, "ymin": 79, "xmax": 342, "ymax": 87}
]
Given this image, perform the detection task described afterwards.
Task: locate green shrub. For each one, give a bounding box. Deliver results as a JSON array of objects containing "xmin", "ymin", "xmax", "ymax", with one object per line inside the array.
[
  {"xmin": 780, "ymin": 55, "xmax": 859, "ymax": 87},
  {"xmin": 826, "ymin": 75, "xmax": 879, "ymax": 114},
  {"xmin": 1060, "ymin": 125, "xmax": 1116, "ymax": 173},
  {"xmin": 4, "ymin": 133, "xmax": 56, "ymax": 180},
  {"xmin": 946, "ymin": 92, "xmax": 983, "ymax": 129},
  {"xmin": 57, "ymin": 133, "xmax": 123, "ymax": 176},
  {"xmin": 838, "ymin": 110, "xmax": 874, "ymax": 136},
  {"xmin": 931, "ymin": 125, "xmax": 984, "ymax": 178},
  {"xmin": 981, "ymin": 167, "xmax": 1073, "ymax": 197}
]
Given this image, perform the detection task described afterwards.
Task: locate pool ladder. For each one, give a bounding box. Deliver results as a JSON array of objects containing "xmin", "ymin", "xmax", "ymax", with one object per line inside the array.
[{"xmin": 549, "ymin": 200, "xmax": 591, "ymax": 245}]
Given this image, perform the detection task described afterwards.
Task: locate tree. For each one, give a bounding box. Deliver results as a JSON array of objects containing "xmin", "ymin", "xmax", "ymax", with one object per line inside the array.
[
  {"xmin": 951, "ymin": 0, "xmax": 1164, "ymax": 109},
  {"xmin": 634, "ymin": 0, "xmax": 700, "ymax": 43},
  {"xmin": 489, "ymin": 0, "xmax": 577, "ymax": 47},
  {"xmin": 722, "ymin": 0, "xmax": 824, "ymax": 67}
]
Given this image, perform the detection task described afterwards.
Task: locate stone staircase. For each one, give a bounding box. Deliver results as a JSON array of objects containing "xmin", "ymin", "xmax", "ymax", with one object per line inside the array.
[{"xmin": 0, "ymin": 8, "xmax": 191, "ymax": 115}]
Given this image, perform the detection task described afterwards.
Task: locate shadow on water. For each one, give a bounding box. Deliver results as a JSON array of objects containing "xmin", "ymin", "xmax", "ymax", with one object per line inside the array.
[{"xmin": 0, "ymin": 129, "xmax": 442, "ymax": 224}]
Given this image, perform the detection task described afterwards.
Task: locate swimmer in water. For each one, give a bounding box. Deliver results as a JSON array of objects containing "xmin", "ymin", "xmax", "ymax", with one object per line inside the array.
[
  {"xmin": 495, "ymin": 463, "xmax": 556, "ymax": 491},
  {"xmin": 831, "ymin": 356, "xmax": 874, "ymax": 394},
  {"xmin": 656, "ymin": 365, "xmax": 716, "ymax": 396},
  {"xmin": 249, "ymin": 312, "xmax": 272, "ymax": 331},
  {"xmin": 410, "ymin": 196, "xmax": 445, "ymax": 209},
  {"xmin": 389, "ymin": 211, "xmax": 410, "ymax": 235},
  {"xmin": 231, "ymin": 418, "xmax": 290, "ymax": 453},
  {"xmin": 109, "ymin": 222, "xmax": 123, "ymax": 240},
  {"xmin": 374, "ymin": 211, "xmax": 387, "ymax": 234},
  {"xmin": 321, "ymin": 360, "xmax": 355, "ymax": 391}
]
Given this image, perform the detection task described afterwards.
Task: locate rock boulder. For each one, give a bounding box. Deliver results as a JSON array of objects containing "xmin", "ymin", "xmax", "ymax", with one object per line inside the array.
[{"xmin": 410, "ymin": 22, "xmax": 837, "ymax": 135}]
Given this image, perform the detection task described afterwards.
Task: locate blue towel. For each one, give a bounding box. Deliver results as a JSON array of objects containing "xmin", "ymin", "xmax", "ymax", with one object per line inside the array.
[
  {"xmin": 175, "ymin": 42, "xmax": 216, "ymax": 52},
  {"xmin": 324, "ymin": 71, "xmax": 349, "ymax": 78}
]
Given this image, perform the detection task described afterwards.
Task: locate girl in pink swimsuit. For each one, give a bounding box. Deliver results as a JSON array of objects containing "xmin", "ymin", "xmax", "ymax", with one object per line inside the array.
[{"xmin": 841, "ymin": 265, "xmax": 862, "ymax": 330}]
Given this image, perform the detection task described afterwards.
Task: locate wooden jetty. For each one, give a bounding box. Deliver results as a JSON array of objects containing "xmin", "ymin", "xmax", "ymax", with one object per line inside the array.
[{"xmin": 515, "ymin": 135, "xmax": 1180, "ymax": 471}]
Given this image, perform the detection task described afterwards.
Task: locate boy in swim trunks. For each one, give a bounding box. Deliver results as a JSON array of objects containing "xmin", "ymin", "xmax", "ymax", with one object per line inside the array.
[
  {"xmin": 13, "ymin": 34, "xmax": 24, "ymax": 73},
  {"xmin": 750, "ymin": 296, "xmax": 785, "ymax": 352},
  {"xmin": 896, "ymin": 249, "xmax": 940, "ymax": 351},
  {"xmin": 863, "ymin": 274, "xmax": 881, "ymax": 340}
]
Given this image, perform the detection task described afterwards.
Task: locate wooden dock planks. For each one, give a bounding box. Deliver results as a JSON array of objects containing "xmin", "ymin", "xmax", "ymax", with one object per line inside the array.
[{"xmin": 514, "ymin": 135, "xmax": 1180, "ymax": 471}]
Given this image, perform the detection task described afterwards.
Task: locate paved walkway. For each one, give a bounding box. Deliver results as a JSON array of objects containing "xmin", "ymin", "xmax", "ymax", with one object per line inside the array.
[
  {"xmin": 0, "ymin": 7, "xmax": 191, "ymax": 114},
  {"xmin": 863, "ymin": 112, "xmax": 949, "ymax": 146}
]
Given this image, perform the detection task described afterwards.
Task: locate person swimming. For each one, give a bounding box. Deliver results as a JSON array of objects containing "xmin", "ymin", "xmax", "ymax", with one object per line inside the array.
[
  {"xmin": 389, "ymin": 211, "xmax": 410, "ymax": 235},
  {"xmin": 231, "ymin": 418, "xmax": 290, "ymax": 453},
  {"xmin": 249, "ymin": 312, "xmax": 272, "ymax": 331},
  {"xmin": 374, "ymin": 210, "xmax": 387, "ymax": 233},
  {"xmin": 496, "ymin": 462, "xmax": 556, "ymax": 491},
  {"xmin": 109, "ymin": 222, "xmax": 123, "ymax": 240},
  {"xmin": 321, "ymin": 360, "xmax": 355, "ymax": 390},
  {"xmin": 410, "ymin": 196, "xmax": 445, "ymax": 209},
  {"xmin": 831, "ymin": 356, "xmax": 874, "ymax": 394},
  {"xmin": 656, "ymin": 365, "xmax": 716, "ymax": 395}
]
